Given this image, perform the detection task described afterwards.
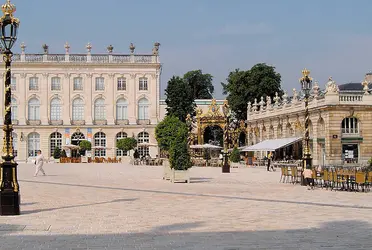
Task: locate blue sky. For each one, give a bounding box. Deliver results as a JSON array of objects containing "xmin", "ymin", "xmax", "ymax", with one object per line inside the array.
[{"xmin": 13, "ymin": 0, "xmax": 372, "ymax": 98}]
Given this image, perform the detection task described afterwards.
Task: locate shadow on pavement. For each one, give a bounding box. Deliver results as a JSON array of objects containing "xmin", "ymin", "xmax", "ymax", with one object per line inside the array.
[
  {"xmin": 0, "ymin": 220, "xmax": 371, "ymax": 249},
  {"xmin": 20, "ymin": 179, "xmax": 372, "ymax": 210},
  {"xmin": 21, "ymin": 198, "xmax": 137, "ymax": 215}
]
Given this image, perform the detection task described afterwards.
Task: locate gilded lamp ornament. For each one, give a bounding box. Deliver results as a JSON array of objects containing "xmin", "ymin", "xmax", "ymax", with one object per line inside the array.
[{"xmin": 0, "ymin": 0, "xmax": 20, "ymax": 216}]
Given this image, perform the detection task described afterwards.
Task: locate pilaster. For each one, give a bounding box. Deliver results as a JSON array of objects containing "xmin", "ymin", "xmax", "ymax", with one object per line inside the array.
[
  {"xmin": 106, "ymin": 73, "xmax": 115, "ymax": 125},
  {"xmin": 40, "ymin": 73, "xmax": 49, "ymax": 125},
  {"xmin": 85, "ymin": 73, "xmax": 93, "ymax": 125}
]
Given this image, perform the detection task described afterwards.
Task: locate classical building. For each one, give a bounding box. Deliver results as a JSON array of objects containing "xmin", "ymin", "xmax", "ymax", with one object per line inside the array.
[
  {"xmin": 246, "ymin": 75, "xmax": 372, "ymax": 166},
  {"xmin": 1, "ymin": 42, "xmax": 162, "ymax": 162}
]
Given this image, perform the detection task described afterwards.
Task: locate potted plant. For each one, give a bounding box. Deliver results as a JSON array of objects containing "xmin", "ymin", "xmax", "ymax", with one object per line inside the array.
[
  {"xmin": 60, "ymin": 149, "xmax": 67, "ymax": 163},
  {"xmin": 53, "ymin": 147, "xmax": 61, "ymax": 163},
  {"xmin": 155, "ymin": 116, "xmax": 188, "ymax": 180},
  {"xmin": 169, "ymin": 129, "xmax": 192, "ymax": 183},
  {"xmin": 117, "ymin": 137, "xmax": 137, "ymax": 158},
  {"xmin": 229, "ymin": 147, "xmax": 241, "ymax": 168},
  {"xmin": 79, "ymin": 140, "xmax": 91, "ymax": 163}
]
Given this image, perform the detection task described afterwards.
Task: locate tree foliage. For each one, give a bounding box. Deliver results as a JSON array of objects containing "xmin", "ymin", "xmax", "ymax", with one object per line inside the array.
[
  {"xmin": 183, "ymin": 70, "xmax": 214, "ymax": 99},
  {"xmin": 229, "ymin": 147, "xmax": 241, "ymax": 163},
  {"xmin": 116, "ymin": 137, "xmax": 137, "ymax": 152},
  {"xmin": 155, "ymin": 115, "xmax": 188, "ymax": 152},
  {"xmin": 169, "ymin": 128, "xmax": 192, "ymax": 170},
  {"xmin": 222, "ymin": 63, "xmax": 283, "ymax": 120},
  {"xmin": 165, "ymin": 76, "xmax": 195, "ymax": 122},
  {"xmin": 79, "ymin": 140, "xmax": 92, "ymax": 156},
  {"xmin": 53, "ymin": 147, "xmax": 61, "ymax": 159}
]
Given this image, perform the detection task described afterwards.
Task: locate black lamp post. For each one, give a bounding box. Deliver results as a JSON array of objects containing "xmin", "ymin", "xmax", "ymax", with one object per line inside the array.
[
  {"xmin": 222, "ymin": 100, "xmax": 230, "ymax": 173},
  {"xmin": 300, "ymin": 68, "xmax": 313, "ymax": 186},
  {"xmin": 0, "ymin": 0, "xmax": 20, "ymax": 216}
]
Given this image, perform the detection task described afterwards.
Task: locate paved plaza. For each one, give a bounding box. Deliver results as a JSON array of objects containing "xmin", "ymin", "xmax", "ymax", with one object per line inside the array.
[{"xmin": 0, "ymin": 163, "xmax": 372, "ymax": 249}]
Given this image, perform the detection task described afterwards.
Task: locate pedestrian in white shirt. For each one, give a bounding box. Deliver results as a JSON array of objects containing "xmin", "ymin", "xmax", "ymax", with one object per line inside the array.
[{"xmin": 34, "ymin": 150, "xmax": 46, "ymax": 177}]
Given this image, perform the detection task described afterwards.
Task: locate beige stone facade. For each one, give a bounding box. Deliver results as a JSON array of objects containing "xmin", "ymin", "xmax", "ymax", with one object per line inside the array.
[
  {"xmin": 1, "ymin": 42, "xmax": 162, "ymax": 162},
  {"xmin": 247, "ymin": 77, "xmax": 372, "ymax": 166}
]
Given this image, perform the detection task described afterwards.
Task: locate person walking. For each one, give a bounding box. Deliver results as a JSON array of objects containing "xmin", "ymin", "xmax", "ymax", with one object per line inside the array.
[
  {"xmin": 267, "ymin": 152, "xmax": 272, "ymax": 172},
  {"xmin": 34, "ymin": 150, "xmax": 46, "ymax": 177}
]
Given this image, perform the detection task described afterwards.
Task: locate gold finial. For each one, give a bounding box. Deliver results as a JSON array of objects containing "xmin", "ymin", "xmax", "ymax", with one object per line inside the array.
[
  {"xmin": 2, "ymin": 0, "xmax": 16, "ymax": 16},
  {"xmin": 302, "ymin": 68, "xmax": 310, "ymax": 77}
]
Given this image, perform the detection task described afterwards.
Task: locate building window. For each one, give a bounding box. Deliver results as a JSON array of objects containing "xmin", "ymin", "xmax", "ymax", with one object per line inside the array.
[
  {"xmin": 11, "ymin": 97, "xmax": 17, "ymax": 121},
  {"xmin": 29, "ymin": 77, "xmax": 38, "ymax": 91},
  {"xmin": 50, "ymin": 132, "xmax": 62, "ymax": 157},
  {"xmin": 71, "ymin": 132, "xmax": 85, "ymax": 146},
  {"xmin": 94, "ymin": 98, "xmax": 105, "ymax": 120},
  {"xmin": 138, "ymin": 131, "xmax": 149, "ymax": 157},
  {"xmin": 73, "ymin": 77, "xmax": 83, "ymax": 90},
  {"xmin": 138, "ymin": 98, "xmax": 149, "ymax": 120},
  {"xmin": 94, "ymin": 132, "xmax": 106, "ymax": 157},
  {"xmin": 28, "ymin": 132, "xmax": 40, "ymax": 157},
  {"xmin": 11, "ymin": 77, "xmax": 16, "ymax": 91},
  {"xmin": 341, "ymin": 117, "xmax": 359, "ymax": 134},
  {"xmin": 117, "ymin": 77, "xmax": 126, "ymax": 91},
  {"xmin": 116, "ymin": 132, "xmax": 128, "ymax": 156},
  {"xmin": 51, "ymin": 77, "xmax": 61, "ymax": 91},
  {"xmin": 28, "ymin": 98, "xmax": 40, "ymax": 121},
  {"xmin": 72, "ymin": 98, "xmax": 84, "ymax": 121},
  {"xmin": 12, "ymin": 132, "xmax": 17, "ymax": 157},
  {"xmin": 50, "ymin": 98, "xmax": 62, "ymax": 121},
  {"xmin": 116, "ymin": 98, "xmax": 128, "ymax": 120},
  {"xmin": 342, "ymin": 144, "xmax": 358, "ymax": 164},
  {"xmin": 139, "ymin": 77, "xmax": 148, "ymax": 91},
  {"xmin": 95, "ymin": 77, "xmax": 105, "ymax": 91}
]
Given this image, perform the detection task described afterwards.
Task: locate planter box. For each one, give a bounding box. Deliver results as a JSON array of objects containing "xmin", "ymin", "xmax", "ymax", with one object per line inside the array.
[
  {"xmin": 163, "ymin": 160, "xmax": 171, "ymax": 180},
  {"xmin": 171, "ymin": 169, "xmax": 190, "ymax": 183},
  {"xmin": 81, "ymin": 156, "xmax": 88, "ymax": 163},
  {"xmin": 231, "ymin": 162, "xmax": 240, "ymax": 168}
]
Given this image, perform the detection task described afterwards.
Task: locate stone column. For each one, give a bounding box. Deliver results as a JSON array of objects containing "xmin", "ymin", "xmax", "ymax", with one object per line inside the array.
[
  {"xmin": 18, "ymin": 73, "xmax": 27, "ymax": 125},
  {"xmin": 85, "ymin": 73, "xmax": 93, "ymax": 125},
  {"xmin": 40, "ymin": 73, "xmax": 49, "ymax": 125},
  {"xmin": 106, "ymin": 74, "xmax": 115, "ymax": 125},
  {"xmin": 129, "ymin": 73, "xmax": 136, "ymax": 125},
  {"xmin": 311, "ymin": 116, "xmax": 319, "ymax": 166},
  {"xmin": 62, "ymin": 73, "xmax": 71, "ymax": 125}
]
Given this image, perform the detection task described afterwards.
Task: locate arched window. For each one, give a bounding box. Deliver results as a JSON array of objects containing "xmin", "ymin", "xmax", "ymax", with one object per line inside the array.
[
  {"xmin": 138, "ymin": 98, "xmax": 149, "ymax": 120},
  {"xmin": 28, "ymin": 98, "xmax": 40, "ymax": 121},
  {"xmin": 51, "ymin": 77, "xmax": 61, "ymax": 91},
  {"xmin": 50, "ymin": 132, "xmax": 62, "ymax": 156},
  {"xmin": 318, "ymin": 118, "xmax": 325, "ymax": 137},
  {"xmin": 116, "ymin": 132, "xmax": 128, "ymax": 156},
  {"xmin": 71, "ymin": 132, "xmax": 85, "ymax": 146},
  {"xmin": 94, "ymin": 132, "xmax": 106, "ymax": 157},
  {"xmin": 94, "ymin": 98, "xmax": 105, "ymax": 120},
  {"xmin": 139, "ymin": 77, "xmax": 148, "ymax": 91},
  {"xmin": 11, "ymin": 97, "xmax": 17, "ymax": 121},
  {"xmin": 72, "ymin": 98, "xmax": 84, "ymax": 121},
  {"xmin": 50, "ymin": 98, "xmax": 62, "ymax": 121},
  {"xmin": 28, "ymin": 132, "xmax": 40, "ymax": 157},
  {"xmin": 137, "ymin": 131, "xmax": 149, "ymax": 157},
  {"xmin": 341, "ymin": 117, "xmax": 359, "ymax": 134},
  {"xmin": 116, "ymin": 98, "xmax": 128, "ymax": 120},
  {"xmin": 73, "ymin": 77, "xmax": 83, "ymax": 90},
  {"xmin": 12, "ymin": 132, "xmax": 17, "ymax": 157}
]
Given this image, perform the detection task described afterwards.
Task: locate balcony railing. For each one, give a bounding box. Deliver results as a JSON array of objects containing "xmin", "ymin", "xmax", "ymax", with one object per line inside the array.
[
  {"xmin": 339, "ymin": 95, "xmax": 363, "ymax": 102},
  {"xmin": 71, "ymin": 120, "xmax": 85, "ymax": 125},
  {"xmin": 137, "ymin": 119, "xmax": 150, "ymax": 125},
  {"xmin": 49, "ymin": 120, "xmax": 63, "ymax": 125},
  {"xmin": 10, "ymin": 53, "xmax": 157, "ymax": 64},
  {"xmin": 93, "ymin": 120, "xmax": 107, "ymax": 125},
  {"xmin": 26, "ymin": 120, "xmax": 41, "ymax": 125}
]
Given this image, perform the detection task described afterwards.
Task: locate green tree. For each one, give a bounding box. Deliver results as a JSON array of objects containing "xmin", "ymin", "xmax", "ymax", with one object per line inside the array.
[
  {"xmin": 183, "ymin": 70, "xmax": 214, "ymax": 99},
  {"xmin": 116, "ymin": 137, "xmax": 137, "ymax": 153},
  {"xmin": 222, "ymin": 63, "xmax": 283, "ymax": 120},
  {"xmin": 169, "ymin": 128, "xmax": 192, "ymax": 170},
  {"xmin": 165, "ymin": 76, "xmax": 195, "ymax": 122},
  {"xmin": 155, "ymin": 115, "xmax": 188, "ymax": 152},
  {"xmin": 53, "ymin": 147, "xmax": 61, "ymax": 159},
  {"xmin": 79, "ymin": 140, "xmax": 91, "ymax": 156},
  {"xmin": 229, "ymin": 147, "xmax": 241, "ymax": 163}
]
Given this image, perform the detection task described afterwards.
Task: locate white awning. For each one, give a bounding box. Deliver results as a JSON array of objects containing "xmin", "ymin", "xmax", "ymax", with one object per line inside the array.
[{"xmin": 241, "ymin": 137, "xmax": 302, "ymax": 152}]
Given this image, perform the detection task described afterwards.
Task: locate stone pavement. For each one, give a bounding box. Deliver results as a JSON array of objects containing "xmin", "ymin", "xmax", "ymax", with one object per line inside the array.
[{"xmin": 1, "ymin": 163, "xmax": 372, "ymax": 249}]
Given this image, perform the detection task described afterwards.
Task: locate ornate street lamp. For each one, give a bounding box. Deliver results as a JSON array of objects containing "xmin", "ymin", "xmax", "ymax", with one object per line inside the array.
[
  {"xmin": 222, "ymin": 100, "xmax": 230, "ymax": 173},
  {"xmin": 300, "ymin": 68, "xmax": 313, "ymax": 185},
  {"xmin": 0, "ymin": 0, "xmax": 20, "ymax": 216}
]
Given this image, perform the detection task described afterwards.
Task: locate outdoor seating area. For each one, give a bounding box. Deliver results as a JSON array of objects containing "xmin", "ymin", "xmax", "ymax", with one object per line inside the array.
[
  {"xmin": 280, "ymin": 165, "xmax": 372, "ymax": 192},
  {"xmin": 132, "ymin": 157, "xmax": 163, "ymax": 166},
  {"xmin": 60, "ymin": 157, "xmax": 122, "ymax": 163}
]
